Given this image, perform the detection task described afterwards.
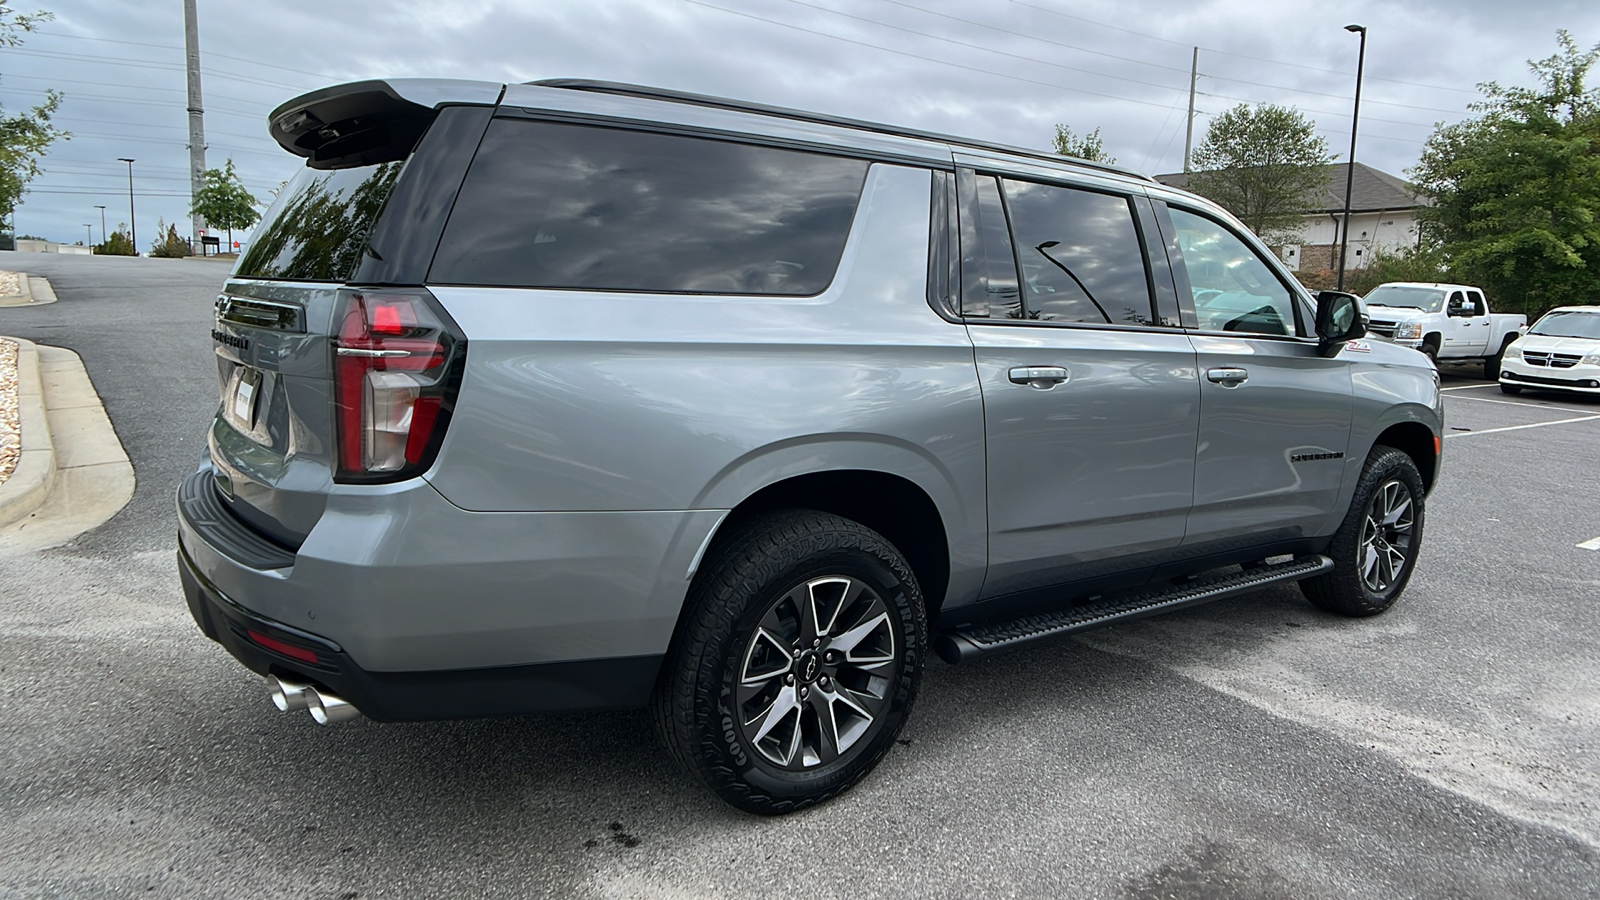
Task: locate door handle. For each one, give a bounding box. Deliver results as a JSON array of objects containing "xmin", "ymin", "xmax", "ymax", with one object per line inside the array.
[
  {"xmin": 1206, "ymin": 366, "xmax": 1249, "ymax": 386},
  {"xmin": 1008, "ymin": 366, "xmax": 1070, "ymax": 389}
]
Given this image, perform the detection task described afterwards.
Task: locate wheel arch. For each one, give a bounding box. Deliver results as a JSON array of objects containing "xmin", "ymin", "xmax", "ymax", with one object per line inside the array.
[
  {"xmin": 1371, "ymin": 420, "xmax": 1439, "ymax": 493},
  {"xmin": 696, "ymin": 469, "xmax": 954, "ymax": 622}
]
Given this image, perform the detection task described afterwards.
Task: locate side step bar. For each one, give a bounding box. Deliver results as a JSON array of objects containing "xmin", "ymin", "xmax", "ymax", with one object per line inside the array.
[{"xmin": 936, "ymin": 555, "xmax": 1333, "ymax": 664}]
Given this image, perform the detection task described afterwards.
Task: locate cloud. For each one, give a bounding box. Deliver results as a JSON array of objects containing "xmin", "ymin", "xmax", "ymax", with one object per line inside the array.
[{"xmin": 5, "ymin": 0, "xmax": 1596, "ymax": 244}]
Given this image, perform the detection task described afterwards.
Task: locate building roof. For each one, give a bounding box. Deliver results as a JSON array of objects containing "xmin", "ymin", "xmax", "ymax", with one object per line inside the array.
[{"xmin": 1154, "ymin": 162, "xmax": 1424, "ymax": 213}]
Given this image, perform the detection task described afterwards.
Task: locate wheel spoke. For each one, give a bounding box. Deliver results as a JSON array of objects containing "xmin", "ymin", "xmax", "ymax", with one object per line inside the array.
[
  {"xmin": 1362, "ymin": 540, "xmax": 1380, "ymax": 582},
  {"xmin": 833, "ymin": 611, "xmax": 893, "ymax": 666},
  {"xmin": 1382, "ymin": 494, "xmax": 1412, "ymax": 528},
  {"xmin": 740, "ymin": 627, "xmax": 792, "ymax": 687},
  {"xmin": 807, "ymin": 577, "xmax": 856, "ymax": 640},
  {"xmin": 746, "ymin": 685, "xmax": 801, "ymax": 765}
]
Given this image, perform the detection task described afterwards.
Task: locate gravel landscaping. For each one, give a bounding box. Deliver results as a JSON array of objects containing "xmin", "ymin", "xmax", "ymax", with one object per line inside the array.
[{"xmin": 0, "ymin": 269, "xmax": 20, "ymax": 297}]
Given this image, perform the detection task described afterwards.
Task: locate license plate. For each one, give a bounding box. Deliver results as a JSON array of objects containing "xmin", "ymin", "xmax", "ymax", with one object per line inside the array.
[{"xmin": 233, "ymin": 368, "xmax": 261, "ymax": 428}]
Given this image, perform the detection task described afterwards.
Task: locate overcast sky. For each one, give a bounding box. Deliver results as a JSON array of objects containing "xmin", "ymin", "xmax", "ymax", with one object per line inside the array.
[{"xmin": 4, "ymin": 0, "xmax": 1597, "ymax": 247}]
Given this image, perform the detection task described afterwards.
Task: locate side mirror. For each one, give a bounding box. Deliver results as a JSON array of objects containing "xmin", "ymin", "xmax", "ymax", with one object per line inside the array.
[
  {"xmin": 1460, "ymin": 300, "xmax": 1478, "ymax": 315},
  {"xmin": 1315, "ymin": 290, "xmax": 1366, "ymax": 357}
]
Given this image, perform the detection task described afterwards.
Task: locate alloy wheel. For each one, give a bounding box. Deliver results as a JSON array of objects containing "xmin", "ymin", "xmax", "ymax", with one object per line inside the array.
[
  {"xmin": 1359, "ymin": 478, "xmax": 1415, "ymax": 593},
  {"xmin": 735, "ymin": 575, "xmax": 898, "ymax": 770}
]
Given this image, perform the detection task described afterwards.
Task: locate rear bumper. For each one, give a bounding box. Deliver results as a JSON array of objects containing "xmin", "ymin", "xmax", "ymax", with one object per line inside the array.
[
  {"xmin": 176, "ymin": 467, "xmax": 724, "ymax": 717},
  {"xmin": 179, "ymin": 545, "xmax": 663, "ymax": 720}
]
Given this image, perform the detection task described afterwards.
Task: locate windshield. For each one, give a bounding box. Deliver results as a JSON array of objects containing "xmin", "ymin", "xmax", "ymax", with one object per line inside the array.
[
  {"xmin": 1529, "ymin": 310, "xmax": 1600, "ymax": 339},
  {"xmin": 1364, "ymin": 285, "xmax": 1446, "ymax": 312}
]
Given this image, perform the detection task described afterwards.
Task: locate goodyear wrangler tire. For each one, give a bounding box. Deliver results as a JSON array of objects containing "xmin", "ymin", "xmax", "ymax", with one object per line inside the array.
[
  {"xmin": 651, "ymin": 510, "xmax": 926, "ymax": 815},
  {"xmin": 1300, "ymin": 446, "xmax": 1426, "ymax": 617}
]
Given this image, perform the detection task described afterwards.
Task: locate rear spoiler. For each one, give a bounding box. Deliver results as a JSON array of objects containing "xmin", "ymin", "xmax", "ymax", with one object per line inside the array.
[{"xmin": 268, "ymin": 79, "xmax": 504, "ymax": 169}]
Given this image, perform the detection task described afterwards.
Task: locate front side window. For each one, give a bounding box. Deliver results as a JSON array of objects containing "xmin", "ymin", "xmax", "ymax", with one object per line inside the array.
[
  {"xmin": 429, "ymin": 120, "xmax": 868, "ymax": 295},
  {"xmin": 1168, "ymin": 208, "xmax": 1298, "ymax": 336},
  {"xmin": 1002, "ymin": 180, "xmax": 1155, "ymax": 326}
]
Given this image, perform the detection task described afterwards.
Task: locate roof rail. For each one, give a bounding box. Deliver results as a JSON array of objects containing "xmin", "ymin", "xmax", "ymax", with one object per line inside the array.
[{"xmin": 529, "ymin": 79, "xmax": 1155, "ymax": 184}]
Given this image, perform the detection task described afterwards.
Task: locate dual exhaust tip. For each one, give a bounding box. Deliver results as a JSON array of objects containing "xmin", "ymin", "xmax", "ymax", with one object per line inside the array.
[{"xmin": 269, "ymin": 675, "xmax": 361, "ymax": 725}]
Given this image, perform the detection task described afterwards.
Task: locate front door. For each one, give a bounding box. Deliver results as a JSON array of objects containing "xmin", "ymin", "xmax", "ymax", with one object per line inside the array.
[
  {"xmin": 959, "ymin": 169, "xmax": 1199, "ymax": 599},
  {"xmin": 1159, "ymin": 204, "xmax": 1355, "ymax": 546}
]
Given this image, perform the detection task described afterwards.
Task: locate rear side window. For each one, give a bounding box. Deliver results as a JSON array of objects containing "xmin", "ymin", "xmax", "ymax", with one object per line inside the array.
[
  {"xmin": 1001, "ymin": 179, "xmax": 1155, "ymax": 326},
  {"xmin": 429, "ymin": 120, "xmax": 869, "ymax": 295},
  {"xmin": 235, "ymin": 162, "xmax": 402, "ymax": 281}
]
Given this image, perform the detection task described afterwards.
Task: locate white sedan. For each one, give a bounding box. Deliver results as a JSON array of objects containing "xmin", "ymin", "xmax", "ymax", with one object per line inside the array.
[{"xmin": 1499, "ymin": 305, "xmax": 1600, "ymax": 395}]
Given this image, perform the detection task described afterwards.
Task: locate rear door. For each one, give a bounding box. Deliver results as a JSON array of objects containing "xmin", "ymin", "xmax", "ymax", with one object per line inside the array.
[
  {"xmin": 1157, "ymin": 202, "xmax": 1354, "ymax": 547},
  {"xmin": 959, "ymin": 166, "xmax": 1199, "ymax": 599}
]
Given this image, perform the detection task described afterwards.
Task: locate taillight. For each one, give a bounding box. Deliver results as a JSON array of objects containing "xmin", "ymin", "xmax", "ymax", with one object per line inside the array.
[{"xmin": 332, "ymin": 287, "xmax": 465, "ymax": 482}]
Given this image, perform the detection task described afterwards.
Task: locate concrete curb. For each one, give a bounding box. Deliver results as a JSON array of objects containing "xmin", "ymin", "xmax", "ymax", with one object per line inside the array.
[
  {"xmin": 0, "ymin": 274, "xmax": 59, "ymax": 307},
  {"xmin": 0, "ymin": 337, "xmax": 56, "ymax": 528},
  {"xmin": 0, "ymin": 338, "xmax": 135, "ymax": 551}
]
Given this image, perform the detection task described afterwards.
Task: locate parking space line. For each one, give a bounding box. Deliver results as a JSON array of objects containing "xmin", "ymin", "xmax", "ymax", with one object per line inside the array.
[
  {"xmin": 1440, "ymin": 384, "xmax": 1493, "ymax": 391},
  {"xmin": 1578, "ymin": 537, "xmax": 1600, "ymax": 551},
  {"xmin": 1444, "ymin": 393, "xmax": 1583, "ymax": 411},
  {"xmin": 1444, "ymin": 413, "xmax": 1600, "ymax": 438}
]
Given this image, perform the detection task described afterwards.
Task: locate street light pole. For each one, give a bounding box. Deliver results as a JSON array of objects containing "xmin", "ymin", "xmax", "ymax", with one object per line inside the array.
[
  {"xmin": 84, "ymin": 224, "xmax": 92, "ymax": 246},
  {"xmin": 1336, "ymin": 24, "xmax": 1367, "ymax": 292},
  {"xmin": 93, "ymin": 205, "xmax": 106, "ymax": 244},
  {"xmin": 118, "ymin": 158, "xmax": 136, "ymax": 254}
]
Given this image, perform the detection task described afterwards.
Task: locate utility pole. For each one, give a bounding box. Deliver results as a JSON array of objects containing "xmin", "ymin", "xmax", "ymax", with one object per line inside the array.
[
  {"xmin": 184, "ymin": 0, "xmax": 208, "ymax": 244},
  {"xmin": 1183, "ymin": 46, "xmax": 1198, "ymax": 173},
  {"xmin": 94, "ymin": 205, "xmax": 106, "ymax": 244}
]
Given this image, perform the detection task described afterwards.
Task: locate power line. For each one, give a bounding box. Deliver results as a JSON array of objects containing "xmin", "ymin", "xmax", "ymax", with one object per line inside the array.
[
  {"xmin": 1006, "ymin": 0, "xmax": 1482, "ymax": 95},
  {"xmin": 773, "ymin": 0, "xmax": 1188, "ymax": 94},
  {"xmin": 679, "ymin": 0, "xmax": 1183, "ymax": 110},
  {"xmin": 32, "ymin": 28, "xmax": 335, "ymax": 82}
]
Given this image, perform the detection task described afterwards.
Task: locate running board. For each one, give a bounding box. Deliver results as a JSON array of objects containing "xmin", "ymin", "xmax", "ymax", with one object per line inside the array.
[{"xmin": 935, "ymin": 555, "xmax": 1334, "ymax": 664}]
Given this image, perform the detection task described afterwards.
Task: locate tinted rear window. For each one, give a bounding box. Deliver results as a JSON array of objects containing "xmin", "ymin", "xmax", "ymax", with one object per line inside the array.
[
  {"xmin": 429, "ymin": 120, "xmax": 869, "ymax": 295},
  {"xmin": 235, "ymin": 162, "xmax": 402, "ymax": 281}
]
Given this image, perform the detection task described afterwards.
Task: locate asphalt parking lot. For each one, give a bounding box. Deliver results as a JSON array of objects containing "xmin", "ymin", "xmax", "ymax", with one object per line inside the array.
[{"xmin": 1, "ymin": 254, "xmax": 1597, "ymax": 898}]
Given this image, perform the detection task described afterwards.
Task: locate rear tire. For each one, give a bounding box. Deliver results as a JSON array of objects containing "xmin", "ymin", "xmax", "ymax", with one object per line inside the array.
[
  {"xmin": 1500, "ymin": 383, "xmax": 1523, "ymax": 395},
  {"xmin": 1301, "ymin": 447, "xmax": 1426, "ymax": 617},
  {"xmin": 651, "ymin": 510, "xmax": 926, "ymax": 815}
]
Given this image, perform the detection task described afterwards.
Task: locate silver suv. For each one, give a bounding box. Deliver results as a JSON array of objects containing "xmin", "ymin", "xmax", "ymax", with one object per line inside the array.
[{"xmin": 178, "ymin": 78, "xmax": 1443, "ymax": 814}]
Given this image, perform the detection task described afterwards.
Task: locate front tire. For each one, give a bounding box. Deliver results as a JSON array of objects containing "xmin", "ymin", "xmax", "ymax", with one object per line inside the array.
[
  {"xmin": 1301, "ymin": 447, "xmax": 1426, "ymax": 616},
  {"xmin": 652, "ymin": 510, "xmax": 926, "ymax": 815}
]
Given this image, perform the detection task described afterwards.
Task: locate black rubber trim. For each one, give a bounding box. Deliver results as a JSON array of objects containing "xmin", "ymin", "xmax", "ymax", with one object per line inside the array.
[
  {"xmin": 937, "ymin": 555, "xmax": 1333, "ymax": 663},
  {"xmin": 177, "ymin": 468, "xmax": 297, "ymax": 570},
  {"xmin": 1502, "ymin": 370, "xmax": 1598, "ymax": 388},
  {"xmin": 178, "ymin": 545, "xmax": 663, "ymax": 721}
]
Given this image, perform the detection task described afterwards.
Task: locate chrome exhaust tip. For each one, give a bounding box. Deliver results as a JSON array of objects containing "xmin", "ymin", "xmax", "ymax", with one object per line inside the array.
[
  {"xmin": 306, "ymin": 687, "xmax": 362, "ymax": 725},
  {"xmin": 269, "ymin": 675, "xmax": 313, "ymax": 712}
]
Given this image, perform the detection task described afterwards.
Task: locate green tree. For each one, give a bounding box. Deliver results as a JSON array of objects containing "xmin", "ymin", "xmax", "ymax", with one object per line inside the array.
[
  {"xmin": 1186, "ymin": 104, "xmax": 1332, "ymax": 244},
  {"xmin": 1411, "ymin": 31, "xmax": 1600, "ymax": 320},
  {"xmin": 189, "ymin": 158, "xmax": 259, "ymax": 249},
  {"xmin": 95, "ymin": 224, "xmax": 135, "ymax": 256},
  {"xmin": 1052, "ymin": 124, "xmax": 1115, "ymax": 164},
  {"xmin": 0, "ymin": 6, "xmax": 69, "ymax": 234}
]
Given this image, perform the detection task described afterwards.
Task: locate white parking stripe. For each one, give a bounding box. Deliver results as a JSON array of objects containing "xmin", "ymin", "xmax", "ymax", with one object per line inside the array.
[
  {"xmin": 1444, "ymin": 413, "xmax": 1600, "ymax": 438},
  {"xmin": 1440, "ymin": 384, "xmax": 1491, "ymax": 391},
  {"xmin": 1578, "ymin": 537, "xmax": 1600, "ymax": 551},
  {"xmin": 1445, "ymin": 394, "xmax": 1580, "ymax": 410}
]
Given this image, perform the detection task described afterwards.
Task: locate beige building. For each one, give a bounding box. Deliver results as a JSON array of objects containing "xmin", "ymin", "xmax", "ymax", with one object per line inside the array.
[{"xmin": 1155, "ymin": 163, "xmax": 1425, "ymax": 272}]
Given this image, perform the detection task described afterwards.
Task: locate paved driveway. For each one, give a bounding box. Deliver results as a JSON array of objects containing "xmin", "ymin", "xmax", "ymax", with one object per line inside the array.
[{"xmin": 1, "ymin": 253, "xmax": 1595, "ymax": 898}]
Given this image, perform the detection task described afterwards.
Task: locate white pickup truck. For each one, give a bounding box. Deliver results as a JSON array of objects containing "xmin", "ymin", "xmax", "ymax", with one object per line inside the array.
[{"xmin": 1362, "ymin": 282, "xmax": 1526, "ymax": 377}]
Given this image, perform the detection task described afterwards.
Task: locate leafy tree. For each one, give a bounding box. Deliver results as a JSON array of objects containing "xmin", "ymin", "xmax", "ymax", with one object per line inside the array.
[
  {"xmin": 1411, "ymin": 31, "xmax": 1600, "ymax": 320},
  {"xmin": 95, "ymin": 224, "xmax": 135, "ymax": 256},
  {"xmin": 0, "ymin": 6, "xmax": 68, "ymax": 232},
  {"xmin": 1186, "ymin": 104, "xmax": 1332, "ymax": 244},
  {"xmin": 189, "ymin": 158, "xmax": 259, "ymax": 248},
  {"xmin": 1052, "ymin": 124, "xmax": 1115, "ymax": 164}
]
